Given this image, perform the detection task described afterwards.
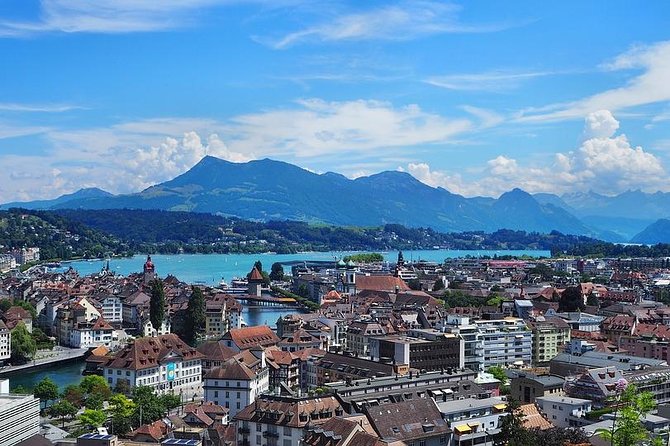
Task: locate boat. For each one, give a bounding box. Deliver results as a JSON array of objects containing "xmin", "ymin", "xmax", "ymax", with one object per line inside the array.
[
  {"xmin": 230, "ymin": 277, "xmax": 248, "ymax": 287},
  {"xmin": 218, "ymin": 277, "xmax": 230, "ymax": 289}
]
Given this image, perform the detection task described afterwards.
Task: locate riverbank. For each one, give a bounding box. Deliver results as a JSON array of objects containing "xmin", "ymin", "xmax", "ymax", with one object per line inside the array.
[{"xmin": 0, "ymin": 347, "xmax": 87, "ymax": 377}]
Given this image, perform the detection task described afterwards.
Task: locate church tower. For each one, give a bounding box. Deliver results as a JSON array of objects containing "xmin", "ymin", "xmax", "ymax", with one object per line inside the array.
[{"xmin": 143, "ymin": 255, "xmax": 157, "ymax": 285}]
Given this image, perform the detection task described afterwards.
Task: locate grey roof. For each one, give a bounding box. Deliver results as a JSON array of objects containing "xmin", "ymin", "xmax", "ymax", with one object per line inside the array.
[
  {"xmin": 536, "ymin": 395, "xmax": 591, "ymax": 405},
  {"xmin": 551, "ymin": 351, "xmax": 666, "ymax": 370},
  {"xmin": 437, "ymin": 397, "xmax": 506, "ymax": 414}
]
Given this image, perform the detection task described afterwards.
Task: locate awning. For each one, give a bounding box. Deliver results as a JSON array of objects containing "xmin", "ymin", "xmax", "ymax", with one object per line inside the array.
[
  {"xmin": 455, "ymin": 425, "xmax": 472, "ymax": 434},
  {"xmin": 494, "ymin": 403, "xmax": 508, "ymax": 411},
  {"xmin": 468, "ymin": 422, "xmax": 480, "ymax": 428}
]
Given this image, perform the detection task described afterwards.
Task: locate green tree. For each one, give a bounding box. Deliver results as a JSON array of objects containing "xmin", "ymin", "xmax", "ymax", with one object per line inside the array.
[
  {"xmin": 496, "ymin": 398, "xmax": 532, "ymax": 446},
  {"xmin": 158, "ymin": 393, "xmax": 181, "ymax": 412},
  {"xmin": 49, "ymin": 399, "xmax": 78, "ymax": 428},
  {"xmin": 34, "ymin": 377, "xmax": 59, "ymax": 411},
  {"xmin": 80, "ymin": 375, "xmax": 112, "ymax": 401},
  {"xmin": 297, "ymin": 284, "xmax": 309, "ymax": 299},
  {"xmin": 558, "ymin": 286, "xmax": 586, "ymax": 312},
  {"xmin": 108, "ymin": 393, "xmax": 136, "ymax": 435},
  {"xmin": 432, "ymin": 278, "xmax": 445, "ymax": 291},
  {"xmin": 407, "ymin": 279, "xmax": 422, "ymax": 291},
  {"xmin": 487, "ymin": 366, "xmax": 508, "ymax": 384},
  {"xmin": 597, "ymin": 385, "xmax": 656, "ymax": 446},
  {"xmin": 79, "ymin": 409, "xmax": 107, "ymax": 429},
  {"xmin": 269, "ymin": 262, "xmax": 284, "ymax": 281},
  {"xmin": 131, "ymin": 386, "xmax": 165, "ymax": 426},
  {"xmin": 114, "ymin": 379, "xmax": 131, "ymax": 395},
  {"xmin": 183, "ymin": 286, "xmax": 206, "ymax": 345},
  {"xmin": 86, "ymin": 393, "xmax": 104, "ymax": 411},
  {"xmin": 11, "ymin": 321, "xmax": 37, "ymax": 364},
  {"xmin": 62, "ymin": 384, "xmax": 84, "ymax": 407},
  {"xmin": 11, "ymin": 385, "xmax": 28, "ymax": 394},
  {"xmin": 149, "ymin": 279, "xmax": 166, "ymax": 332}
]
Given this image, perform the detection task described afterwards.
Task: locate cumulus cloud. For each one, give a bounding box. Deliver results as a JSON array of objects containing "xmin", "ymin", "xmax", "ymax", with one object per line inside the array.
[
  {"xmin": 0, "ymin": 98, "xmax": 473, "ymax": 202},
  {"xmin": 407, "ymin": 110, "xmax": 667, "ymax": 196}
]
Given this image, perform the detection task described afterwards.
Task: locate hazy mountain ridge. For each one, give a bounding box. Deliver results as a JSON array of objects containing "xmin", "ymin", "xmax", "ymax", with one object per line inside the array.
[
  {"xmin": 0, "ymin": 156, "xmax": 636, "ymax": 239},
  {"xmin": 632, "ymin": 219, "xmax": 670, "ymax": 244}
]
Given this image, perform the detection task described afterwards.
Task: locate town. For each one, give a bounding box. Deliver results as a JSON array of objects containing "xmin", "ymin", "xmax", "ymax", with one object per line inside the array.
[{"xmin": 1, "ymin": 249, "xmax": 670, "ymax": 446}]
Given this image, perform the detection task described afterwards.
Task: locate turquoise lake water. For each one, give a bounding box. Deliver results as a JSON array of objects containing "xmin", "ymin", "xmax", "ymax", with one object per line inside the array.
[{"xmin": 62, "ymin": 249, "xmax": 550, "ymax": 286}]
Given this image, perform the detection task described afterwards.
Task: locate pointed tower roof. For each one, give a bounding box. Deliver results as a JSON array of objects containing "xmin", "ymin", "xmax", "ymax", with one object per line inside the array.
[{"xmin": 248, "ymin": 266, "xmax": 263, "ymax": 282}]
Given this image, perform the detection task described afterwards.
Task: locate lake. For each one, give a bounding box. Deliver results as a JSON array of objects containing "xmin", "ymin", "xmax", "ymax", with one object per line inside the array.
[
  {"xmin": 61, "ymin": 249, "xmax": 550, "ymax": 286},
  {"xmin": 5, "ymin": 360, "xmax": 86, "ymax": 392}
]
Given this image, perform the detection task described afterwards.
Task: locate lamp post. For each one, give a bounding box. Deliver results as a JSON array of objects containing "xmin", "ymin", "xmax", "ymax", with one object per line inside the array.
[{"xmin": 610, "ymin": 378, "xmax": 629, "ymax": 446}]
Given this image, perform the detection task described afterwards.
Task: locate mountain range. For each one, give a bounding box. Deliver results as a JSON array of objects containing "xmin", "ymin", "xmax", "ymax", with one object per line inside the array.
[{"xmin": 2, "ymin": 156, "xmax": 669, "ymax": 243}]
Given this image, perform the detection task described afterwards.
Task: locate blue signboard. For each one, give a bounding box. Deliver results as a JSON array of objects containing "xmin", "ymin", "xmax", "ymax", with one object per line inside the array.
[{"xmin": 167, "ymin": 362, "xmax": 175, "ymax": 381}]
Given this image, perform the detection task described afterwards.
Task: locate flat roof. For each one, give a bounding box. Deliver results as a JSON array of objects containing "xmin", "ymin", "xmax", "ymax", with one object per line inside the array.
[
  {"xmin": 536, "ymin": 395, "xmax": 591, "ymax": 405},
  {"xmin": 437, "ymin": 397, "xmax": 506, "ymax": 414}
]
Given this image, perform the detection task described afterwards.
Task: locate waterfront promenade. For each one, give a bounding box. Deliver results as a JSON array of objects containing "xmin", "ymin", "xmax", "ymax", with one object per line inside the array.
[{"xmin": 0, "ymin": 346, "xmax": 87, "ymax": 376}]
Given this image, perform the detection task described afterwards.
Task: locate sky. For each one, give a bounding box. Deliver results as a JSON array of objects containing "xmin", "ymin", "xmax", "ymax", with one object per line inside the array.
[{"xmin": 1, "ymin": 0, "xmax": 670, "ymax": 202}]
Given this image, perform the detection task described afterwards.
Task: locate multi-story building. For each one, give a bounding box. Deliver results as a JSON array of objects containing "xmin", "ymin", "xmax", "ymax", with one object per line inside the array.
[
  {"xmin": 445, "ymin": 315, "xmax": 482, "ymax": 371},
  {"xmin": 233, "ymin": 393, "xmax": 344, "ymax": 446},
  {"xmin": 203, "ymin": 349, "xmax": 269, "ymax": 417},
  {"xmin": 535, "ymin": 395, "xmax": 592, "ymax": 428},
  {"xmin": 11, "ymin": 247, "xmax": 40, "ymax": 265},
  {"xmin": 0, "ymin": 254, "xmax": 16, "ymax": 273},
  {"xmin": 474, "ymin": 318, "xmax": 532, "ymax": 368},
  {"xmin": 221, "ymin": 326, "xmax": 280, "ymax": 352},
  {"xmin": 365, "ymin": 398, "xmax": 451, "ymax": 446},
  {"xmin": 100, "ymin": 295, "xmax": 123, "ymax": 324},
  {"xmin": 69, "ymin": 317, "xmax": 115, "ymax": 349},
  {"xmin": 0, "ymin": 321, "xmax": 10, "ymax": 364},
  {"xmin": 102, "ymin": 334, "xmax": 203, "ymax": 398},
  {"xmin": 0, "ymin": 380, "xmax": 40, "ymax": 446},
  {"xmin": 528, "ymin": 316, "xmax": 571, "ymax": 365},
  {"xmin": 510, "ymin": 373, "xmax": 565, "ymax": 404},
  {"xmin": 369, "ymin": 329, "xmax": 464, "ymax": 372},
  {"xmin": 346, "ymin": 320, "xmax": 386, "ymax": 357},
  {"xmin": 438, "ymin": 397, "xmax": 508, "ymax": 446}
]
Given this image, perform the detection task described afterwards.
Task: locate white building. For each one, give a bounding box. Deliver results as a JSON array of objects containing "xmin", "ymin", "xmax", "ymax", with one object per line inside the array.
[
  {"xmin": 143, "ymin": 318, "xmax": 171, "ymax": 337},
  {"xmin": 103, "ymin": 334, "xmax": 202, "ymax": 398},
  {"xmin": 0, "ymin": 379, "xmax": 40, "ymax": 446},
  {"xmin": 203, "ymin": 349, "xmax": 269, "ymax": 417},
  {"xmin": 438, "ymin": 397, "xmax": 508, "ymax": 446},
  {"xmin": 100, "ymin": 295, "xmax": 123, "ymax": 324},
  {"xmin": 0, "ymin": 254, "xmax": 16, "ymax": 273},
  {"xmin": 474, "ymin": 317, "xmax": 532, "ymax": 369},
  {"xmin": 0, "ymin": 322, "xmax": 10, "ymax": 364},
  {"xmin": 69, "ymin": 318, "xmax": 115, "ymax": 349},
  {"xmin": 536, "ymin": 395, "xmax": 592, "ymax": 428}
]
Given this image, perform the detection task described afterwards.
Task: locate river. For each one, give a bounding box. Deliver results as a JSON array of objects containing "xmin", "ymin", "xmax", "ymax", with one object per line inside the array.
[{"xmin": 5, "ymin": 360, "xmax": 86, "ymax": 392}]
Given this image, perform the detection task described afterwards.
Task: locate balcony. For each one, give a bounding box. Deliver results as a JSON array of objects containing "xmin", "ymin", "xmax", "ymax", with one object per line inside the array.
[
  {"xmin": 263, "ymin": 430, "xmax": 279, "ymax": 438},
  {"xmin": 238, "ymin": 426, "xmax": 250, "ymax": 434}
]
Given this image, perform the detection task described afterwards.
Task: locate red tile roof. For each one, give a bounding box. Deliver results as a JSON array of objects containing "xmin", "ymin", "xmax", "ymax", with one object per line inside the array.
[
  {"xmin": 355, "ymin": 275, "xmax": 410, "ymax": 292},
  {"xmin": 104, "ymin": 333, "xmax": 203, "ymax": 371},
  {"xmin": 223, "ymin": 326, "xmax": 280, "ymax": 350},
  {"xmin": 249, "ymin": 266, "xmax": 263, "ymax": 281}
]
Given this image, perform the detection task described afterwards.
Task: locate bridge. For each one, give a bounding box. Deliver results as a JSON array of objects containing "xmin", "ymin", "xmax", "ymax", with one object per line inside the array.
[{"xmin": 235, "ymin": 295, "xmax": 298, "ymax": 307}]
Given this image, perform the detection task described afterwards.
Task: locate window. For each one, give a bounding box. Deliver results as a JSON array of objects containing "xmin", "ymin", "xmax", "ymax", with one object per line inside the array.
[
  {"xmin": 257, "ymin": 424, "xmax": 262, "ymax": 432},
  {"xmin": 214, "ymin": 391, "xmax": 219, "ymax": 397},
  {"xmin": 256, "ymin": 435, "xmax": 261, "ymax": 445}
]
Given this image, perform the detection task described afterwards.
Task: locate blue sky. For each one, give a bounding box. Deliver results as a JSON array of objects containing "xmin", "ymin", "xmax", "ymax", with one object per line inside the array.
[{"xmin": 1, "ymin": 0, "xmax": 670, "ymax": 201}]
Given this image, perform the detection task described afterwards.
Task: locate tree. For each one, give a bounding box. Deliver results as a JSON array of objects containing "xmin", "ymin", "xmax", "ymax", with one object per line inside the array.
[
  {"xmin": 79, "ymin": 409, "xmax": 107, "ymax": 429},
  {"xmin": 158, "ymin": 393, "xmax": 181, "ymax": 412},
  {"xmin": 131, "ymin": 386, "xmax": 165, "ymax": 426},
  {"xmin": 496, "ymin": 398, "xmax": 533, "ymax": 446},
  {"xmin": 558, "ymin": 286, "xmax": 585, "ymax": 312},
  {"xmin": 183, "ymin": 286, "xmax": 206, "ymax": 345},
  {"xmin": 407, "ymin": 279, "xmax": 422, "ymax": 291},
  {"xmin": 432, "ymin": 278, "xmax": 445, "ymax": 291},
  {"xmin": 109, "ymin": 394, "xmax": 136, "ymax": 435},
  {"xmin": 86, "ymin": 393, "xmax": 104, "ymax": 411},
  {"xmin": 597, "ymin": 384, "xmax": 656, "ymax": 446},
  {"xmin": 114, "ymin": 379, "xmax": 132, "ymax": 395},
  {"xmin": 297, "ymin": 284, "xmax": 309, "ymax": 299},
  {"xmin": 11, "ymin": 322, "xmax": 37, "ymax": 364},
  {"xmin": 269, "ymin": 262, "xmax": 284, "ymax": 281},
  {"xmin": 11, "ymin": 385, "xmax": 28, "ymax": 394},
  {"xmin": 80, "ymin": 375, "xmax": 112, "ymax": 401},
  {"xmin": 62, "ymin": 384, "xmax": 84, "ymax": 407},
  {"xmin": 486, "ymin": 366, "xmax": 508, "ymax": 384},
  {"xmin": 34, "ymin": 377, "xmax": 59, "ymax": 411},
  {"xmin": 532, "ymin": 427, "xmax": 589, "ymax": 446},
  {"xmin": 49, "ymin": 399, "xmax": 78, "ymax": 428},
  {"xmin": 149, "ymin": 279, "xmax": 166, "ymax": 332}
]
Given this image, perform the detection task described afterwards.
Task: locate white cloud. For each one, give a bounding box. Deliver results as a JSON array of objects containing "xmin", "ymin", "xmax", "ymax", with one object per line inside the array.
[
  {"xmin": 265, "ymin": 1, "xmax": 515, "ymax": 49},
  {"xmin": 426, "ymin": 70, "xmax": 552, "ymax": 92},
  {"xmin": 224, "ymin": 98, "xmax": 473, "ymax": 157},
  {"xmin": 0, "ymin": 98, "xmax": 474, "ymax": 201},
  {"xmin": 407, "ymin": 110, "xmax": 667, "ymax": 196},
  {"xmin": 0, "ymin": 0, "xmax": 241, "ymax": 36},
  {"xmin": 519, "ymin": 41, "xmax": 670, "ymax": 122},
  {"xmin": 0, "ymin": 102, "xmax": 83, "ymax": 112}
]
